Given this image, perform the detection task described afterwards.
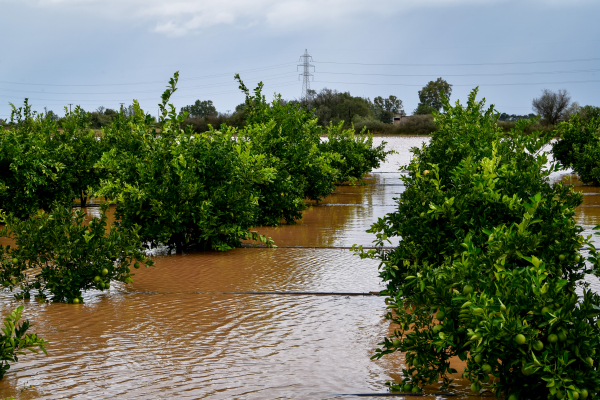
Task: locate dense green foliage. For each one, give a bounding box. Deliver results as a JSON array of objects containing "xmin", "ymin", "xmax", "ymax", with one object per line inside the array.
[
  {"xmin": 552, "ymin": 115, "xmax": 600, "ymax": 185},
  {"xmin": 356, "ymin": 89, "xmax": 600, "ymax": 399},
  {"xmin": 0, "ymin": 100, "xmax": 104, "ymax": 216},
  {"xmin": 0, "ymin": 306, "xmax": 47, "ymax": 380},
  {"xmin": 180, "ymin": 99, "xmax": 217, "ymax": 118},
  {"xmin": 0, "ymin": 203, "xmax": 151, "ymax": 303},
  {"xmin": 414, "ymin": 78, "xmax": 452, "ymax": 115},
  {"xmin": 98, "ymin": 74, "xmax": 276, "ymax": 250},
  {"xmin": 320, "ymin": 122, "xmax": 390, "ymax": 183}
]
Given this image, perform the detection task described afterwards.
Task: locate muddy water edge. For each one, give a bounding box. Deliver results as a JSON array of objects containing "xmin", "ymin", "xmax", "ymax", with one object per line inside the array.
[{"xmin": 3, "ymin": 136, "xmax": 593, "ymax": 399}]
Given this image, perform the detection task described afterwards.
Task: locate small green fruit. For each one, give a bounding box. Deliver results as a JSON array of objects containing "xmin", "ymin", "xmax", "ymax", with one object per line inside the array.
[
  {"xmin": 580, "ymin": 389, "xmax": 588, "ymax": 399},
  {"xmin": 556, "ymin": 390, "xmax": 565, "ymax": 399},
  {"xmin": 515, "ymin": 334, "xmax": 526, "ymax": 345},
  {"xmin": 585, "ymin": 357, "xmax": 594, "ymax": 367},
  {"xmin": 522, "ymin": 365, "xmax": 533, "ymax": 376},
  {"xmin": 101, "ymin": 268, "xmax": 109, "ymax": 276},
  {"xmin": 471, "ymin": 382, "xmax": 481, "ymax": 393},
  {"xmin": 508, "ymin": 395, "xmax": 518, "ymax": 400},
  {"xmin": 533, "ymin": 340, "xmax": 544, "ymax": 351},
  {"xmin": 548, "ymin": 334, "xmax": 558, "ymax": 343},
  {"xmin": 411, "ymin": 387, "xmax": 420, "ymax": 393},
  {"xmin": 558, "ymin": 331, "xmax": 567, "ymax": 342},
  {"xmin": 73, "ymin": 298, "xmax": 80, "ymax": 304},
  {"xmin": 480, "ymin": 374, "xmax": 490, "ymax": 383},
  {"xmin": 403, "ymin": 383, "xmax": 412, "ymax": 392},
  {"xmin": 392, "ymin": 339, "xmax": 401, "ymax": 347},
  {"xmin": 573, "ymin": 391, "xmax": 579, "ymax": 400},
  {"xmin": 105, "ymin": 282, "xmax": 110, "ymax": 289},
  {"xmin": 463, "ymin": 285, "xmax": 474, "ymax": 294},
  {"xmin": 482, "ymin": 363, "xmax": 492, "ymax": 374},
  {"xmin": 99, "ymin": 282, "xmax": 105, "ymax": 290},
  {"xmin": 94, "ymin": 276, "xmax": 101, "ymax": 283},
  {"xmin": 12, "ymin": 258, "xmax": 18, "ymax": 264},
  {"xmin": 559, "ymin": 254, "xmax": 566, "ymax": 261},
  {"xmin": 420, "ymin": 212, "xmax": 425, "ymax": 218},
  {"xmin": 474, "ymin": 354, "xmax": 483, "ymax": 364},
  {"xmin": 134, "ymin": 262, "xmax": 140, "ymax": 269},
  {"xmin": 436, "ymin": 311, "xmax": 446, "ymax": 320},
  {"xmin": 575, "ymin": 255, "xmax": 581, "ymax": 263},
  {"xmin": 541, "ymin": 306, "xmax": 552, "ymax": 314}
]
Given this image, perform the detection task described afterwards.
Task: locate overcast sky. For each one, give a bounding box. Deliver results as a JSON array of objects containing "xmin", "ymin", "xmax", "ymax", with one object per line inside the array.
[{"xmin": 1, "ymin": 0, "xmax": 599, "ymax": 120}]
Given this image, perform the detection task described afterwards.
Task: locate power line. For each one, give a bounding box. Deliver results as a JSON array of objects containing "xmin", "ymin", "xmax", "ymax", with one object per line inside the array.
[
  {"xmin": 314, "ymin": 79, "xmax": 600, "ymax": 87},
  {"xmin": 314, "ymin": 57, "xmax": 600, "ymax": 67},
  {"xmin": 317, "ymin": 69, "xmax": 600, "ymax": 78},
  {"xmin": 298, "ymin": 49, "xmax": 315, "ymax": 102}
]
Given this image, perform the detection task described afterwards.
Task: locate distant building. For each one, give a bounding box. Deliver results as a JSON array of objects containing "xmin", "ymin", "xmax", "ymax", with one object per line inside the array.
[{"xmin": 393, "ymin": 113, "xmax": 406, "ymax": 125}]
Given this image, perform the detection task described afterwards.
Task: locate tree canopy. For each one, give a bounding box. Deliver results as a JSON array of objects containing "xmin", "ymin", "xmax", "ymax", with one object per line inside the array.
[{"xmin": 414, "ymin": 78, "xmax": 452, "ymax": 114}]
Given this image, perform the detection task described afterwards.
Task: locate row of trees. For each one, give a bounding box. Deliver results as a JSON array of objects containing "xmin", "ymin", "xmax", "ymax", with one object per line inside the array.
[
  {"xmin": 0, "ymin": 72, "xmax": 390, "ymax": 304},
  {"xmin": 357, "ymin": 89, "xmax": 600, "ymax": 399}
]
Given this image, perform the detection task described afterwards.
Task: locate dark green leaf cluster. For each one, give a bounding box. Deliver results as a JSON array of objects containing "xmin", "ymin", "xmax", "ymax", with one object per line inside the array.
[
  {"xmin": 0, "ymin": 100, "xmax": 106, "ymax": 215},
  {"xmin": 552, "ymin": 115, "xmax": 600, "ymax": 185},
  {"xmin": 0, "ymin": 306, "xmax": 47, "ymax": 380},
  {"xmin": 356, "ymin": 88, "xmax": 600, "ymax": 399},
  {"xmin": 0, "ymin": 203, "xmax": 152, "ymax": 303}
]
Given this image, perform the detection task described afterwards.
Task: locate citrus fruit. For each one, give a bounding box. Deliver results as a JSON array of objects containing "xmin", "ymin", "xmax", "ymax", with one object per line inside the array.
[
  {"xmin": 73, "ymin": 298, "xmax": 80, "ymax": 304},
  {"xmin": 482, "ymin": 363, "xmax": 492, "ymax": 374},
  {"xmin": 471, "ymin": 382, "xmax": 481, "ymax": 393},
  {"xmin": 556, "ymin": 390, "xmax": 564, "ymax": 399},
  {"xmin": 420, "ymin": 212, "xmax": 425, "ymax": 218},
  {"xmin": 521, "ymin": 365, "xmax": 533, "ymax": 376},
  {"xmin": 559, "ymin": 254, "xmax": 566, "ymax": 261},
  {"xmin": 105, "ymin": 282, "xmax": 110, "ymax": 289},
  {"xmin": 541, "ymin": 306, "xmax": 552, "ymax": 314},
  {"xmin": 514, "ymin": 334, "xmax": 526, "ymax": 345},
  {"xmin": 101, "ymin": 268, "xmax": 109, "ymax": 276},
  {"xmin": 586, "ymin": 357, "xmax": 594, "ymax": 367},
  {"xmin": 134, "ymin": 262, "xmax": 140, "ymax": 269},
  {"xmin": 94, "ymin": 276, "xmax": 101, "ymax": 283},
  {"xmin": 548, "ymin": 334, "xmax": 558, "ymax": 343},
  {"xmin": 436, "ymin": 311, "xmax": 446, "ymax": 320},
  {"xmin": 403, "ymin": 383, "xmax": 412, "ymax": 392},
  {"xmin": 12, "ymin": 258, "xmax": 18, "ymax": 264},
  {"xmin": 573, "ymin": 391, "xmax": 580, "ymax": 400},
  {"xmin": 575, "ymin": 255, "xmax": 581, "ymax": 263},
  {"xmin": 507, "ymin": 395, "xmax": 518, "ymax": 400},
  {"xmin": 481, "ymin": 374, "xmax": 490, "ymax": 383},
  {"xmin": 580, "ymin": 389, "xmax": 589, "ymax": 399},
  {"xmin": 474, "ymin": 354, "xmax": 483, "ymax": 364},
  {"xmin": 558, "ymin": 331, "xmax": 567, "ymax": 342},
  {"xmin": 392, "ymin": 339, "xmax": 401, "ymax": 347},
  {"xmin": 99, "ymin": 282, "xmax": 105, "ymax": 290},
  {"xmin": 463, "ymin": 285, "xmax": 473, "ymax": 294},
  {"xmin": 412, "ymin": 387, "xmax": 420, "ymax": 393},
  {"xmin": 533, "ymin": 340, "xmax": 544, "ymax": 351}
]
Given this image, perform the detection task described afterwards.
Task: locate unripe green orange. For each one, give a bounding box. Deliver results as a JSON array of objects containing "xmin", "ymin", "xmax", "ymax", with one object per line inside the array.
[
  {"xmin": 94, "ymin": 276, "xmax": 101, "ymax": 283},
  {"xmin": 463, "ymin": 285, "xmax": 473, "ymax": 294},
  {"xmin": 533, "ymin": 340, "xmax": 544, "ymax": 351},
  {"xmin": 101, "ymin": 268, "xmax": 109, "ymax": 276},
  {"xmin": 556, "ymin": 390, "xmax": 565, "ymax": 399},
  {"xmin": 392, "ymin": 339, "xmax": 401, "ymax": 347},
  {"xmin": 521, "ymin": 365, "xmax": 533, "ymax": 376},
  {"xmin": 482, "ymin": 363, "xmax": 492, "ymax": 374},
  {"xmin": 471, "ymin": 382, "xmax": 481, "ymax": 393},
  {"xmin": 548, "ymin": 334, "xmax": 558, "ymax": 343},
  {"xmin": 474, "ymin": 354, "xmax": 483, "ymax": 364},
  {"xmin": 580, "ymin": 389, "xmax": 589, "ymax": 399},
  {"xmin": 558, "ymin": 331, "xmax": 567, "ymax": 342},
  {"xmin": 508, "ymin": 395, "xmax": 518, "ymax": 400},
  {"xmin": 559, "ymin": 254, "xmax": 566, "ymax": 261},
  {"xmin": 12, "ymin": 258, "xmax": 18, "ymax": 264},
  {"xmin": 73, "ymin": 298, "xmax": 80, "ymax": 304},
  {"xmin": 585, "ymin": 357, "xmax": 594, "ymax": 367},
  {"xmin": 436, "ymin": 311, "xmax": 446, "ymax": 320},
  {"xmin": 514, "ymin": 334, "xmax": 526, "ymax": 345}
]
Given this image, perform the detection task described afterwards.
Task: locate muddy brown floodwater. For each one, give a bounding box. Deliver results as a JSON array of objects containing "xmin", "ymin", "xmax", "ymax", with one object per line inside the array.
[{"xmin": 2, "ymin": 136, "xmax": 597, "ymax": 400}]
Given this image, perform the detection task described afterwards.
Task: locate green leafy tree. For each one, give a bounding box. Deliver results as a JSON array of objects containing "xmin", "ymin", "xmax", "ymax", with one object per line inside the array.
[
  {"xmin": 236, "ymin": 75, "xmax": 341, "ymax": 225},
  {"xmin": 309, "ymin": 88, "xmax": 373, "ymax": 127},
  {"xmin": 98, "ymin": 73, "xmax": 275, "ymax": 251},
  {"xmin": 356, "ymin": 88, "xmax": 600, "ymax": 399},
  {"xmin": 373, "ymin": 95, "xmax": 404, "ymax": 123},
  {"xmin": 0, "ymin": 203, "xmax": 152, "ymax": 303},
  {"xmin": 180, "ymin": 100, "xmax": 217, "ymax": 118},
  {"xmin": 552, "ymin": 115, "xmax": 600, "ymax": 185},
  {"xmin": 414, "ymin": 78, "xmax": 452, "ymax": 114},
  {"xmin": 1, "ymin": 306, "xmax": 47, "ymax": 380}
]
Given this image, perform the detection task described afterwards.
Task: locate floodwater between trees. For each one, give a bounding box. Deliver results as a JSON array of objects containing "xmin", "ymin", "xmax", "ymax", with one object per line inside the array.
[{"xmin": 1, "ymin": 136, "xmax": 599, "ymax": 399}]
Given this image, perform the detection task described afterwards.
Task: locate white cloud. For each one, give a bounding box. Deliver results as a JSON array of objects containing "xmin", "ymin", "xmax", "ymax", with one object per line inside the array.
[{"xmin": 4, "ymin": 0, "xmax": 593, "ymax": 36}]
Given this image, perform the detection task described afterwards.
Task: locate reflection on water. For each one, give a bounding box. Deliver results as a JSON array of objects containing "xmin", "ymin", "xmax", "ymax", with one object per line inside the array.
[{"xmin": 5, "ymin": 136, "xmax": 596, "ymax": 399}]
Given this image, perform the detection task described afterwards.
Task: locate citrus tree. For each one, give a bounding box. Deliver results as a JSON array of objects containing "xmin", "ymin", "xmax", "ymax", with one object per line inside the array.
[
  {"xmin": 0, "ymin": 306, "xmax": 47, "ymax": 380},
  {"xmin": 552, "ymin": 115, "xmax": 600, "ymax": 185},
  {"xmin": 236, "ymin": 75, "xmax": 341, "ymax": 225},
  {"xmin": 0, "ymin": 203, "xmax": 151, "ymax": 303},
  {"xmin": 320, "ymin": 122, "xmax": 390, "ymax": 183},
  {"xmin": 97, "ymin": 73, "xmax": 275, "ymax": 251},
  {"xmin": 356, "ymin": 89, "xmax": 600, "ymax": 399}
]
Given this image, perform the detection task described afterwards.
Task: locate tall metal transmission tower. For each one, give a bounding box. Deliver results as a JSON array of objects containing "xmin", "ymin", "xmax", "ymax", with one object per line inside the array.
[{"xmin": 298, "ymin": 49, "xmax": 315, "ymax": 102}]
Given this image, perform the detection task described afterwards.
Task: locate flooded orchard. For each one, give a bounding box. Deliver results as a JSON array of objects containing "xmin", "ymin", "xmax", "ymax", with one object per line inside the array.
[{"xmin": 0, "ymin": 137, "xmax": 596, "ymax": 399}]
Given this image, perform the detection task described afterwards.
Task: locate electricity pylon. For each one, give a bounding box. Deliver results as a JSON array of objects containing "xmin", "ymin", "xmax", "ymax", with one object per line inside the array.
[{"xmin": 298, "ymin": 49, "xmax": 315, "ymax": 102}]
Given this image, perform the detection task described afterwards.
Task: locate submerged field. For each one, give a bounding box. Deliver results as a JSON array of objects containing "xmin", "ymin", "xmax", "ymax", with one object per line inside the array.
[{"xmin": 0, "ymin": 137, "xmax": 598, "ymax": 399}]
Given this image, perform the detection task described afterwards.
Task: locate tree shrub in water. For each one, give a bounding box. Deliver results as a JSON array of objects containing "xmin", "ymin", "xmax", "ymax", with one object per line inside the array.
[
  {"xmin": 236, "ymin": 75, "xmax": 341, "ymax": 225},
  {"xmin": 0, "ymin": 203, "xmax": 151, "ymax": 303},
  {"xmin": 356, "ymin": 89, "xmax": 600, "ymax": 399},
  {"xmin": 552, "ymin": 115, "xmax": 600, "ymax": 185},
  {"xmin": 98, "ymin": 73, "xmax": 275, "ymax": 251},
  {"xmin": 0, "ymin": 306, "xmax": 47, "ymax": 380},
  {"xmin": 320, "ymin": 122, "xmax": 390, "ymax": 183}
]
